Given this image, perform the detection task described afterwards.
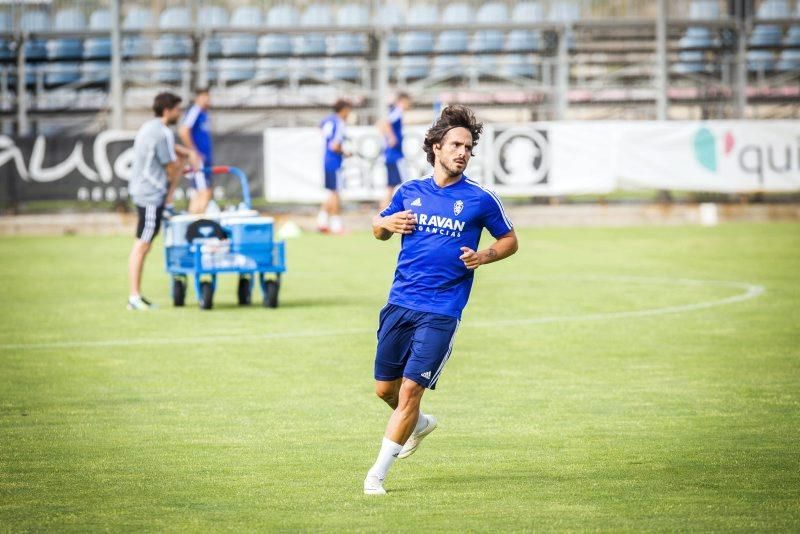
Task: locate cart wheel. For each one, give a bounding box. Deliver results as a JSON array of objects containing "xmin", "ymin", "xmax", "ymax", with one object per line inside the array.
[
  {"xmin": 263, "ymin": 280, "xmax": 279, "ymax": 308},
  {"xmin": 172, "ymin": 277, "xmax": 186, "ymax": 307},
  {"xmin": 237, "ymin": 276, "xmax": 251, "ymax": 305},
  {"xmin": 200, "ymin": 281, "xmax": 214, "ymax": 310}
]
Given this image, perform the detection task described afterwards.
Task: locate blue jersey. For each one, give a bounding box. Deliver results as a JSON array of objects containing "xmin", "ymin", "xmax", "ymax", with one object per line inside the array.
[
  {"xmin": 380, "ymin": 174, "xmax": 514, "ymax": 319},
  {"xmin": 320, "ymin": 113, "xmax": 346, "ymax": 172},
  {"xmin": 384, "ymin": 105, "xmax": 404, "ymax": 164},
  {"xmin": 181, "ymin": 105, "xmax": 212, "ymax": 162}
]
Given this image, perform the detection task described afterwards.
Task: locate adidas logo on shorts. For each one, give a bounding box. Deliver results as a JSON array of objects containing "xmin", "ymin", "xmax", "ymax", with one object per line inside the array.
[{"xmin": 421, "ymin": 371, "xmax": 432, "ymax": 379}]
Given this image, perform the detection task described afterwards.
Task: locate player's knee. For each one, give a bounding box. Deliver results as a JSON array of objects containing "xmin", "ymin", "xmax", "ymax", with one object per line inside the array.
[
  {"xmin": 397, "ymin": 381, "xmax": 424, "ymax": 411},
  {"xmin": 375, "ymin": 385, "xmax": 397, "ymax": 404}
]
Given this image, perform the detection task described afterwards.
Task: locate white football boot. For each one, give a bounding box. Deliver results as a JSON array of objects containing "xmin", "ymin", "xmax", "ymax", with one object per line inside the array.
[
  {"xmin": 398, "ymin": 415, "xmax": 437, "ymax": 459},
  {"xmin": 363, "ymin": 474, "xmax": 387, "ymax": 495}
]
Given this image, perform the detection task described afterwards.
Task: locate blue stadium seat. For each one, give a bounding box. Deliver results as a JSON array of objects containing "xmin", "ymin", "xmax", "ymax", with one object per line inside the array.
[
  {"xmin": 750, "ymin": 0, "xmax": 789, "ymax": 46},
  {"xmin": 256, "ymin": 58, "xmax": 289, "ymax": 82},
  {"xmin": 329, "ymin": 4, "xmax": 370, "ymax": 81},
  {"xmin": 123, "ymin": 8, "xmax": 154, "ymax": 58},
  {"xmin": 295, "ymin": 4, "xmax": 333, "ymax": 56},
  {"xmin": 154, "ymin": 7, "xmax": 192, "ymax": 59},
  {"xmin": 21, "ymin": 10, "xmax": 50, "ymax": 61},
  {"xmin": 502, "ymin": 54, "xmax": 538, "ymax": 79},
  {"xmin": 398, "ymin": 5, "xmax": 438, "ymax": 80},
  {"xmin": 776, "ymin": 49, "xmax": 800, "ymax": 71},
  {"xmin": 434, "ymin": 3, "xmax": 472, "ymax": 53},
  {"xmin": 258, "ymin": 5, "xmax": 299, "ymax": 56},
  {"xmin": 331, "ymin": 4, "xmax": 369, "ymax": 54},
  {"xmin": 747, "ymin": 50, "xmax": 777, "ymax": 72},
  {"xmin": 46, "ymin": 62, "xmax": 82, "ymax": 86},
  {"xmin": 47, "ymin": 9, "xmax": 85, "ymax": 61},
  {"xmin": 83, "ymin": 9, "xmax": 111, "ymax": 60},
  {"xmin": 0, "ymin": 11, "xmax": 13, "ymax": 61},
  {"xmin": 81, "ymin": 60, "xmax": 110, "ymax": 84},
  {"xmin": 548, "ymin": 0, "xmax": 579, "ymax": 50},
  {"xmin": 199, "ymin": 6, "xmax": 228, "ymax": 58},
  {"xmin": 373, "ymin": 3, "xmax": 404, "ymax": 53},
  {"xmin": 506, "ymin": 2, "xmax": 543, "ymax": 52},
  {"xmin": 222, "ymin": 6, "xmax": 262, "ymax": 57},
  {"xmin": 673, "ymin": 0, "xmax": 721, "ymax": 74},
  {"xmin": 153, "ymin": 59, "xmax": 191, "ymax": 84},
  {"xmin": 471, "ymin": 3, "xmax": 508, "ymax": 53}
]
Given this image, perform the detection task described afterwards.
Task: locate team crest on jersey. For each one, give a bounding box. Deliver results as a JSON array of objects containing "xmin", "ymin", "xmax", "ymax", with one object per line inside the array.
[{"xmin": 453, "ymin": 200, "xmax": 464, "ymax": 216}]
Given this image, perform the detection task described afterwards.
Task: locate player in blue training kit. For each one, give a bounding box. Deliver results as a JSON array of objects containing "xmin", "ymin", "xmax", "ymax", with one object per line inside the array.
[
  {"xmin": 364, "ymin": 105, "xmax": 519, "ymax": 495},
  {"xmin": 317, "ymin": 99, "xmax": 352, "ymax": 234},
  {"xmin": 378, "ymin": 92, "xmax": 412, "ymax": 209},
  {"xmin": 179, "ymin": 89, "xmax": 214, "ymax": 214}
]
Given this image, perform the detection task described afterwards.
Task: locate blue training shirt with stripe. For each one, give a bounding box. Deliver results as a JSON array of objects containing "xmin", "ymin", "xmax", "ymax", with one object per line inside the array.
[
  {"xmin": 384, "ymin": 105, "xmax": 404, "ymax": 164},
  {"xmin": 320, "ymin": 113, "xmax": 346, "ymax": 172},
  {"xmin": 379, "ymin": 174, "xmax": 513, "ymax": 319},
  {"xmin": 181, "ymin": 105, "xmax": 212, "ymax": 162}
]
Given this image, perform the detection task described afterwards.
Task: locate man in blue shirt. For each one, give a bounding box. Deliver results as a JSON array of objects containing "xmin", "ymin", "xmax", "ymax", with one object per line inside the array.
[
  {"xmin": 377, "ymin": 92, "xmax": 412, "ymax": 209},
  {"xmin": 179, "ymin": 89, "xmax": 213, "ymax": 214},
  {"xmin": 317, "ymin": 99, "xmax": 352, "ymax": 234},
  {"xmin": 364, "ymin": 105, "xmax": 519, "ymax": 495}
]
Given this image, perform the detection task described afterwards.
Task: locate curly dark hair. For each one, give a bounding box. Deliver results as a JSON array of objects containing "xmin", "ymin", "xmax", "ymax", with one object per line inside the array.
[
  {"xmin": 422, "ymin": 105, "xmax": 483, "ymax": 167},
  {"xmin": 152, "ymin": 92, "xmax": 181, "ymax": 117}
]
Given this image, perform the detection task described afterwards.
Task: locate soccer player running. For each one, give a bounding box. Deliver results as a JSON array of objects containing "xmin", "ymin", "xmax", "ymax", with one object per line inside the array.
[
  {"xmin": 179, "ymin": 88, "xmax": 214, "ymax": 214},
  {"xmin": 127, "ymin": 92, "xmax": 201, "ymax": 310},
  {"xmin": 316, "ymin": 99, "xmax": 352, "ymax": 234},
  {"xmin": 364, "ymin": 105, "xmax": 518, "ymax": 495},
  {"xmin": 377, "ymin": 92, "xmax": 412, "ymax": 209}
]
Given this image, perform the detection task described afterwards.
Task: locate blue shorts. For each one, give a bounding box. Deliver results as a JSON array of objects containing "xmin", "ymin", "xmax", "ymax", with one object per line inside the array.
[
  {"xmin": 374, "ymin": 303, "xmax": 460, "ymax": 390},
  {"xmin": 191, "ymin": 169, "xmax": 212, "ymax": 191},
  {"xmin": 386, "ymin": 158, "xmax": 407, "ymax": 187},
  {"xmin": 324, "ymin": 168, "xmax": 340, "ymax": 191}
]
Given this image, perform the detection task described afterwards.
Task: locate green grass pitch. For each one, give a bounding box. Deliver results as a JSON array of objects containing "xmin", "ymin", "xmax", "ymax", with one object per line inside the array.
[{"xmin": 1, "ymin": 223, "xmax": 798, "ymax": 531}]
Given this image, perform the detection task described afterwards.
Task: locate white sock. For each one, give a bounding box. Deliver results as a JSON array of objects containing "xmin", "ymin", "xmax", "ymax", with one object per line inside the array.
[
  {"xmin": 129, "ymin": 294, "xmax": 140, "ymax": 301},
  {"xmin": 413, "ymin": 412, "xmax": 427, "ymax": 434},
  {"xmin": 367, "ymin": 437, "xmax": 402, "ymax": 480},
  {"xmin": 330, "ymin": 215, "xmax": 342, "ymax": 233},
  {"xmin": 317, "ymin": 210, "xmax": 329, "ymax": 229}
]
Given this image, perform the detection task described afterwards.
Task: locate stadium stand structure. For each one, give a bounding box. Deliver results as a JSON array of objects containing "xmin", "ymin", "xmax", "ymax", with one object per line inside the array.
[{"xmin": 1, "ymin": 0, "xmax": 799, "ymax": 134}]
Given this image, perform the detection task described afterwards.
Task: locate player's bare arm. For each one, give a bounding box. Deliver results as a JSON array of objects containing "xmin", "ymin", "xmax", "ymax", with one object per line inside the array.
[
  {"xmin": 372, "ymin": 210, "xmax": 417, "ymax": 240},
  {"xmin": 459, "ymin": 229, "xmax": 518, "ymax": 270},
  {"xmin": 174, "ymin": 144, "xmax": 203, "ymax": 170},
  {"xmin": 377, "ymin": 119, "xmax": 398, "ymax": 147}
]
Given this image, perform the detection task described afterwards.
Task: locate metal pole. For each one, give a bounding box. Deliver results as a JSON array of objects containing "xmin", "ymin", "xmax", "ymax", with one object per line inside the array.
[
  {"xmin": 374, "ymin": 30, "xmax": 389, "ymax": 124},
  {"xmin": 655, "ymin": 0, "xmax": 668, "ymax": 120},
  {"xmin": 110, "ymin": 0, "xmax": 124, "ymax": 129},
  {"xmin": 197, "ymin": 36, "xmax": 209, "ymax": 89},
  {"xmin": 734, "ymin": 17, "xmax": 748, "ymax": 118},
  {"xmin": 16, "ymin": 35, "xmax": 29, "ymax": 136},
  {"xmin": 555, "ymin": 26, "xmax": 569, "ymax": 120}
]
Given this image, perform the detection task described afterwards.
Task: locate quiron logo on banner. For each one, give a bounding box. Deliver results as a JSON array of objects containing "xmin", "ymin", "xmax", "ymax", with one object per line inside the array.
[{"xmin": 616, "ymin": 120, "xmax": 800, "ymax": 192}]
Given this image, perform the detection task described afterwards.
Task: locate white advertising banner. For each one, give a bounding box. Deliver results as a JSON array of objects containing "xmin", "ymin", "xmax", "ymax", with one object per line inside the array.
[
  {"xmin": 616, "ymin": 120, "xmax": 800, "ymax": 192},
  {"xmin": 263, "ymin": 120, "xmax": 800, "ymax": 202}
]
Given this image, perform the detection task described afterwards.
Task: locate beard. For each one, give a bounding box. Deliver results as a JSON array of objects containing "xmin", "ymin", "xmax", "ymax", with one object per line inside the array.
[{"xmin": 440, "ymin": 159, "xmax": 465, "ymax": 177}]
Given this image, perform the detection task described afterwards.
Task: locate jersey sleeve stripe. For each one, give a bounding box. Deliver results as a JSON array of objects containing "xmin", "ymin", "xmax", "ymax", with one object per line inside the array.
[
  {"xmin": 465, "ymin": 178, "xmax": 513, "ymax": 230},
  {"xmin": 486, "ymin": 189, "xmax": 513, "ymax": 230},
  {"xmin": 387, "ymin": 107, "xmax": 403, "ymax": 122},
  {"xmin": 182, "ymin": 105, "xmax": 201, "ymax": 128}
]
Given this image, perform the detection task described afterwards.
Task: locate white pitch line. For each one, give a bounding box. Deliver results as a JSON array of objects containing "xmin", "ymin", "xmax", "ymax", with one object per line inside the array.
[{"xmin": 0, "ymin": 277, "xmax": 764, "ymax": 352}]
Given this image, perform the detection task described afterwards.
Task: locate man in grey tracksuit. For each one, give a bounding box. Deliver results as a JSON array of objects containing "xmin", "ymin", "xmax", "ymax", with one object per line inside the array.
[{"xmin": 127, "ymin": 92, "xmax": 201, "ymax": 310}]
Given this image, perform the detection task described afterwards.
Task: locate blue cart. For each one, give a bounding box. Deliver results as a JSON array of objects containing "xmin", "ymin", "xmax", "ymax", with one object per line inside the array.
[{"xmin": 163, "ymin": 166, "xmax": 286, "ymax": 310}]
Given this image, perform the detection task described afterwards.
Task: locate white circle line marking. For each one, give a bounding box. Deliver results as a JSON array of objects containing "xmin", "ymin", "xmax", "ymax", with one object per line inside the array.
[{"xmin": 0, "ymin": 277, "xmax": 764, "ymax": 351}]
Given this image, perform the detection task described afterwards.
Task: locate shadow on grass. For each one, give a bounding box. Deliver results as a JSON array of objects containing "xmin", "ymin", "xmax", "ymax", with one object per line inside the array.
[{"xmin": 191, "ymin": 296, "xmax": 371, "ymax": 311}]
